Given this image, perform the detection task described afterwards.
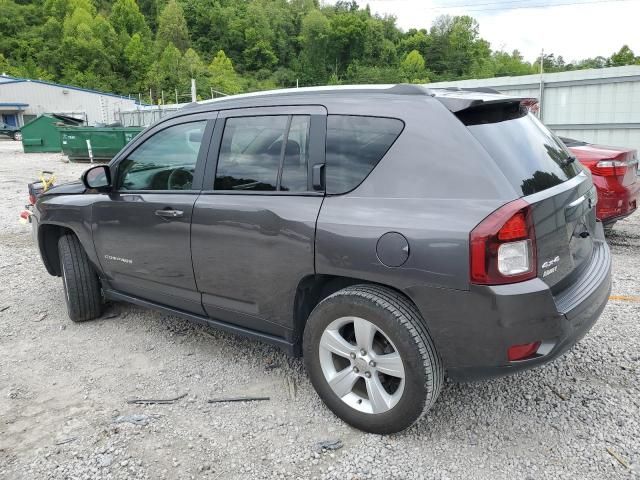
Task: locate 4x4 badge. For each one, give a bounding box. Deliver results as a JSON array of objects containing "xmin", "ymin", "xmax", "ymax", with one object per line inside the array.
[{"xmin": 542, "ymin": 256, "xmax": 560, "ymax": 269}]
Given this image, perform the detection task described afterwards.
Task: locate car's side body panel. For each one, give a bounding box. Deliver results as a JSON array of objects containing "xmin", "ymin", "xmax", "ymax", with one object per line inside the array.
[
  {"xmin": 315, "ymin": 95, "xmax": 516, "ymax": 294},
  {"xmin": 34, "ymin": 190, "xmax": 99, "ymax": 272},
  {"xmin": 192, "ymin": 194, "xmax": 323, "ymax": 337},
  {"xmin": 92, "ymin": 191, "xmax": 204, "ymax": 314}
]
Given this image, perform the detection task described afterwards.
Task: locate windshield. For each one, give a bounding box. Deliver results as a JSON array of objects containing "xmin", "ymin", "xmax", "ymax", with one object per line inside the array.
[{"xmin": 464, "ymin": 106, "xmax": 582, "ymax": 196}]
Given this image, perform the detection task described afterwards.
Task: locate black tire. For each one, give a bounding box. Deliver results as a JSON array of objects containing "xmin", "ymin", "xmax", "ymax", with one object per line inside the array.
[
  {"xmin": 303, "ymin": 284, "xmax": 443, "ymax": 434},
  {"xmin": 603, "ymin": 222, "xmax": 615, "ymax": 236},
  {"xmin": 58, "ymin": 234, "xmax": 103, "ymax": 322},
  {"xmin": 12, "ymin": 131, "xmax": 22, "ymax": 141}
]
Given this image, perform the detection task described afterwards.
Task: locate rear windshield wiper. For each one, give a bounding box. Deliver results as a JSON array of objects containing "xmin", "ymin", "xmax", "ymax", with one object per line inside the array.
[{"xmin": 561, "ymin": 155, "xmax": 577, "ymax": 167}]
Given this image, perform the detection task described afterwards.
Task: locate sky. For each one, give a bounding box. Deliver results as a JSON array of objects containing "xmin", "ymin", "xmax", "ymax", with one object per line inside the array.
[{"xmin": 323, "ymin": 0, "xmax": 640, "ymax": 62}]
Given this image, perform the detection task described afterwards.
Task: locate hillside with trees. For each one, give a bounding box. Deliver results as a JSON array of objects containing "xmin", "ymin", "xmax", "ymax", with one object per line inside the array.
[{"xmin": 1, "ymin": 0, "xmax": 638, "ymax": 102}]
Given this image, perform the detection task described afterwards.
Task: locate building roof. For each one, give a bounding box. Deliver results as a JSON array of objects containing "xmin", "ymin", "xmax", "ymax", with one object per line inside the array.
[
  {"xmin": 429, "ymin": 65, "xmax": 640, "ymax": 89},
  {"xmin": 0, "ymin": 102, "xmax": 29, "ymax": 107},
  {"xmin": 0, "ymin": 75, "xmax": 138, "ymax": 102}
]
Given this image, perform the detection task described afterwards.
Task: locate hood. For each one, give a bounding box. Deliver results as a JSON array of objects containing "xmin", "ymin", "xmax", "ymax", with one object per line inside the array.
[{"xmin": 42, "ymin": 180, "xmax": 86, "ymax": 196}]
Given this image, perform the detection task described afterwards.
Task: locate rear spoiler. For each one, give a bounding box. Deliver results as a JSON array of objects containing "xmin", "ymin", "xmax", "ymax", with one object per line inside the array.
[{"xmin": 430, "ymin": 87, "xmax": 537, "ymax": 114}]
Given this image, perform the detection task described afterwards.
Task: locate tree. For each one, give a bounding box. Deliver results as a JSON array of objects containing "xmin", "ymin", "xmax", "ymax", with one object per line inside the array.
[
  {"xmin": 299, "ymin": 9, "xmax": 330, "ymax": 84},
  {"xmin": 124, "ymin": 32, "xmax": 152, "ymax": 91},
  {"xmin": 610, "ymin": 45, "xmax": 637, "ymax": 66},
  {"xmin": 56, "ymin": 4, "xmax": 120, "ymax": 90},
  {"xmin": 147, "ymin": 43, "xmax": 185, "ymax": 99},
  {"xmin": 137, "ymin": 0, "xmax": 160, "ymax": 30},
  {"xmin": 156, "ymin": 0, "xmax": 189, "ymax": 53},
  {"xmin": 401, "ymin": 50, "xmax": 429, "ymax": 83},
  {"xmin": 575, "ymin": 56, "xmax": 608, "ymax": 69},
  {"xmin": 110, "ymin": 0, "xmax": 150, "ymax": 38},
  {"xmin": 0, "ymin": 53, "xmax": 11, "ymax": 74},
  {"xmin": 490, "ymin": 50, "xmax": 533, "ymax": 77},
  {"xmin": 183, "ymin": 47, "xmax": 209, "ymax": 98},
  {"xmin": 1, "ymin": 0, "xmax": 632, "ymax": 99},
  {"xmin": 208, "ymin": 50, "xmax": 242, "ymax": 95}
]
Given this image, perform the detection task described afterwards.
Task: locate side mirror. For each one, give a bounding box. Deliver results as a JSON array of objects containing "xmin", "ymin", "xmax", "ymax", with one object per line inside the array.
[{"xmin": 82, "ymin": 165, "xmax": 111, "ymax": 190}]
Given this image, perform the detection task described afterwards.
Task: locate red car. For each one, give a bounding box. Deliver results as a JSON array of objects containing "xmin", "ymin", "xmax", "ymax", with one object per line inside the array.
[{"xmin": 560, "ymin": 137, "xmax": 639, "ymax": 231}]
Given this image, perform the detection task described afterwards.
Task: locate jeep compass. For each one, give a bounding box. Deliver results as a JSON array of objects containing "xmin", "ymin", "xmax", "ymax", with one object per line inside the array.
[{"xmin": 32, "ymin": 85, "xmax": 611, "ymax": 434}]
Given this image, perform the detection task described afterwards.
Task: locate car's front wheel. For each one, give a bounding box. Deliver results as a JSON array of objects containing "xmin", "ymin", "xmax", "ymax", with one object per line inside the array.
[
  {"xmin": 303, "ymin": 285, "xmax": 443, "ymax": 434},
  {"xmin": 58, "ymin": 234, "xmax": 103, "ymax": 322},
  {"xmin": 12, "ymin": 131, "xmax": 22, "ymax": 141}
]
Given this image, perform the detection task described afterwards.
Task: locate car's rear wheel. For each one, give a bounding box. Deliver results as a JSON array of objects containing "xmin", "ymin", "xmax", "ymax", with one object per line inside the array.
[
  {"xmin": 12, "ymin": 131, "xmax": 22, "ymax": 141},
  {"xmin": 303, "ymin": 284, "xmax": 443, "ymax": 434},
  {"xmin": 58, "ymin": 234, "xmax": 103, "ymax": 322}
]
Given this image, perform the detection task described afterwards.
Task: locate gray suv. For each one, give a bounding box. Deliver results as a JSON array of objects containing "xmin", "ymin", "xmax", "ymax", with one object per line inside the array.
[{"xmin": 32, "ymin": 85, "xmax": 611, "ymax": 433}]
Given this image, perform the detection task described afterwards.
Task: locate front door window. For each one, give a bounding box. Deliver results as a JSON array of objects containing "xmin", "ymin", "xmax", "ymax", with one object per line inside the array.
[{"xmin": 118, "ymin": 121, "xmax": 207, "ymax": 191}]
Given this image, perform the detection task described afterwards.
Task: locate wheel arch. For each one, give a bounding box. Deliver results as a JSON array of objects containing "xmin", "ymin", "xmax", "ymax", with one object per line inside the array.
[
  {"xmin": 37, "ymin": 223, "xmax": 77, "ymax": 276},
  {"xmin": 292, "ymin": 274, "xmax": 429, "ymax": 355}
]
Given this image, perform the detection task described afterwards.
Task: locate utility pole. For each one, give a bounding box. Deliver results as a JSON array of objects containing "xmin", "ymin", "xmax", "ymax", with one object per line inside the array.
[
  {"xmin": 538, "ymin": 48, "xmax": 544, "ymax": 121},
  {"xmin": 175, "ymin": 88, "xmax": 178, "ymax": 105},
  {"xmin": 191, "ymin": 78, "xmax": 197, "ymax": 102}
]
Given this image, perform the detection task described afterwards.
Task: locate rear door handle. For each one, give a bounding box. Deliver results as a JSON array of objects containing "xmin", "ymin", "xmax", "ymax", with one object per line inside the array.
[{"xmin": 155, "ymin": 209, "xmax": 184, "ymax": 218}]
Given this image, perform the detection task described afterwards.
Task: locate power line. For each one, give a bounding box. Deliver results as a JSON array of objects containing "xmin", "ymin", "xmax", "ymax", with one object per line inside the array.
[{"xmin": 427, "ymin": 0, "xmax": 636, "ymax": 12}]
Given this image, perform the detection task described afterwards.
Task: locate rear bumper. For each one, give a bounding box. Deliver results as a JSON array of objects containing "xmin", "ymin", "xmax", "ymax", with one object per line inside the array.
[{"xmin": 407, "ymin": 234, "xmax": 611, "ymax": 382}]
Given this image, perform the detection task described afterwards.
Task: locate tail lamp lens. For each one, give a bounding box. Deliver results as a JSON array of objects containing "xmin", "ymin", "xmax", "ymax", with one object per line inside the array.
[
  {"xmin": 470, "ymin": 199, "xmax": 537, "ymax": 285},
  {"xmin": 591, "ymin": 160, "xmax": 627, "ymax": 177}
]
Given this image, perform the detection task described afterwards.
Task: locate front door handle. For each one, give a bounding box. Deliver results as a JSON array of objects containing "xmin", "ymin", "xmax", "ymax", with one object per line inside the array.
[{"xmin": 155, "ymin": 209, "xmax": 184, "ymax": 218}]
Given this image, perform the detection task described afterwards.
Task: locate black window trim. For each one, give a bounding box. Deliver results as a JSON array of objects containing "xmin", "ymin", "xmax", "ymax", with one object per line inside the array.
[
  {"xmin": 109, "ymin": 112, "xmax": 217, "ymax": 195},
  {"xmin": 201, "ymin": 105, "xmax": 327, "ymax": 196}
]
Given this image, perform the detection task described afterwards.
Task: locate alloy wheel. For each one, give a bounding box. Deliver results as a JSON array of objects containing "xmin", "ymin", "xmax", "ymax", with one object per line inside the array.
[{"xmin": 318, "ymin": 316, "xmax": 405, "ymax": 414}]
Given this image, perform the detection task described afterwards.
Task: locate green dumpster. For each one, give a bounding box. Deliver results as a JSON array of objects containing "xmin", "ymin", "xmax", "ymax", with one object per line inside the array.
[
  {"xmin": 59, "ymin": 126, "xmax": 144, "ymax": 162},
  {"xmin": 21, "ymin": 114, "xmax": 84, "ymax": 153}
]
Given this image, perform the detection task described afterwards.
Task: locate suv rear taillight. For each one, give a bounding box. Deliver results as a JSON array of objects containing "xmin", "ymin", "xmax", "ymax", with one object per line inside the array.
[
  {"xmin": 590, "ymin": 159, "xmax": 627, "ymax": 177},
  {"xmin": 470, "ymin": 199, "xmax": 537, "ymax": 285}
]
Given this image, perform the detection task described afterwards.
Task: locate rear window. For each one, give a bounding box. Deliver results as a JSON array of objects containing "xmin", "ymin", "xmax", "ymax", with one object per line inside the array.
[
  {"xmin": 461, "ymin": 103, "xmax": 582, "ymax": 196},
  {"xmin": 326, "ymin": 115, "xmax": 404, "ymax": 194}
]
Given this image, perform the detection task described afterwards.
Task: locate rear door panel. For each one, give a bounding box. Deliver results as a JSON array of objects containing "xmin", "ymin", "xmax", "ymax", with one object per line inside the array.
[
  {"xmin": 191, "ymin": 106, "xmax": 327, "ymax": 334},
  {"xmin": 191, "ymin": 195, "xmax": 323, "ymax": 333}
]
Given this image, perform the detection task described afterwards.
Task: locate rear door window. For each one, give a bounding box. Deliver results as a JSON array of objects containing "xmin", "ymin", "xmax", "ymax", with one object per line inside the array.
[
  {"xmin": 325, "ymin": 115, "xmax": 404, "ymax": 194},
  {"xmin": 461, "ymin": 104, "xmax": 582, "ymax": 196},
  {"xmin": 214, "ymin": 115, "xmax": 311, "ymax": 192}
]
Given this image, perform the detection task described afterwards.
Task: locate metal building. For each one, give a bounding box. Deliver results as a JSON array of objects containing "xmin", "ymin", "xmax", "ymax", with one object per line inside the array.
[
  {"xmin": 0, "ymin": 75, "xmax": 139, "ymax": 127},
  {"xmin": 429, "ymin": 65, "xmax": 640, "ymax": 152}
]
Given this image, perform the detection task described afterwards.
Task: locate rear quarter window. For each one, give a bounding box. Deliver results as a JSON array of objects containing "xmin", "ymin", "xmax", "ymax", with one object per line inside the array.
[
  {"xmin": 325, "ymin": 115, "xmax": 404, "ymax": 194},
  {"xmin": 461, "ymin": 103, "xmax": 582, "ymax": 196}
]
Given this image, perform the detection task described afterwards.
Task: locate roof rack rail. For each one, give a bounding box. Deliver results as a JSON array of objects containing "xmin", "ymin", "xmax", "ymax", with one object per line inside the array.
[{"xmin": 183, "ymin": 83, "xmax": 434, "ymax": 109}]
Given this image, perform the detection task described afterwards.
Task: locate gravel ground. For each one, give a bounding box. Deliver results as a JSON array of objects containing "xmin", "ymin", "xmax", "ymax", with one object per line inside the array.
[{"xmin": 0, "ymin": 137, "xmax": 638, "ymax": 480}]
